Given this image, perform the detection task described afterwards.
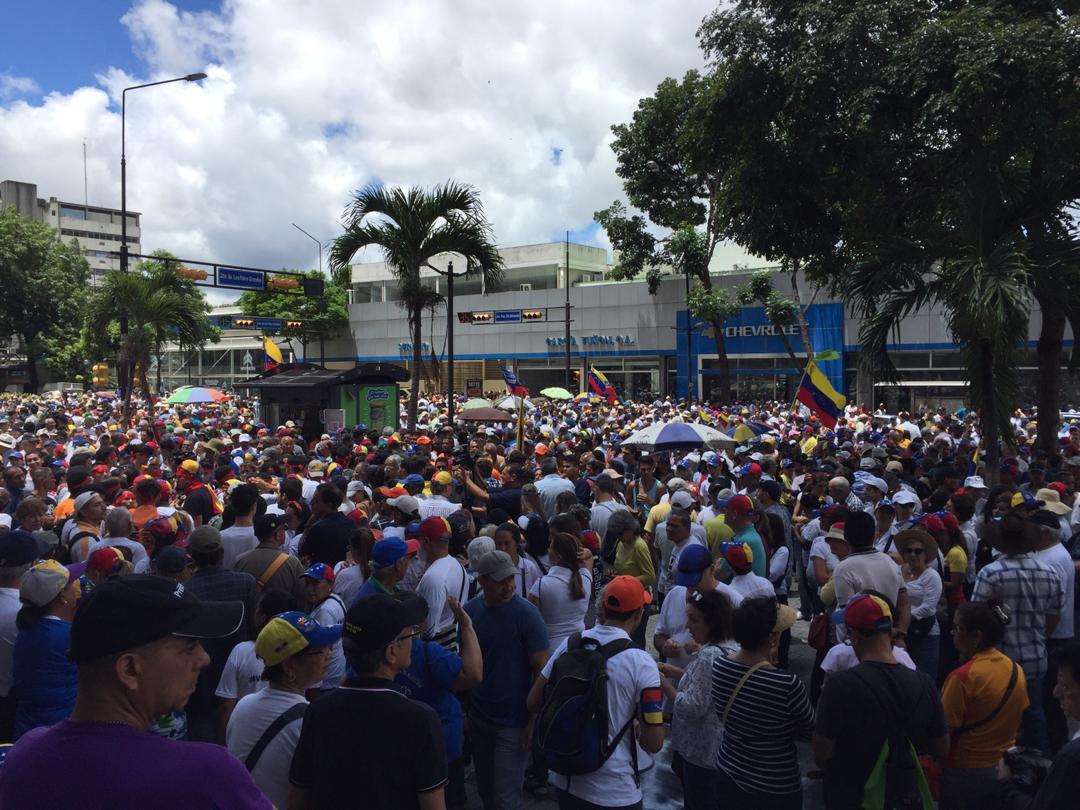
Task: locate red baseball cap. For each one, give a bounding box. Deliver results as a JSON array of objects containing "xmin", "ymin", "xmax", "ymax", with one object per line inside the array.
[
  {"xmin": 722, "ymin": 542, "xmax": 754, "ymax": 573},
  {"xmin": 602, "ymin": 575, "xmax": 653, "ymax": 613},
  {"xmin": 419, "ymin": 516, "xmax": 452, "ymax": 541},
  {"xmin": 301, "ymin": 563, "xmax": 335, "ymax": 583},
  {"xmin": 87, "ymin": 546, "xmax": 125, "ymax": 575},
  {"xmin": 842, "ymin": 593, "xmax": 893, "ymax": 632},
  {"xmin": 726, "ymin": 495, "xmax": 755, "ymax": 516},
  {"xmin": 1049, "ymin": 481, "xmax": 1068, "ymax": 497}
]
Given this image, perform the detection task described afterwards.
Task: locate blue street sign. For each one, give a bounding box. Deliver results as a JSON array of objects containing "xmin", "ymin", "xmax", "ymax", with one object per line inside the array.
[
  {"xmin": 255, "ymin": 317, "xmax": 283, "ymax": 330},
  {"xmin": 217, "ymin": 266, "xmax": 265, "ymax": 290},
  {"xmin": 495, "ymin": 310, "xmax": 522, "ymax": 323}
]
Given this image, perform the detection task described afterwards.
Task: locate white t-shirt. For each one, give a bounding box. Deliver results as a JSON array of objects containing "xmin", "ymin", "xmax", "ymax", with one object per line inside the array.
[
  {"xmin": 0, "ymin": 588, "xmax": 20, "ymax": 697},
  {"xmin": 821, "ymin": 642, "xmax": 916, "ymax": 673},
  {"xmin": 331, "ymin": 563, "xmax": 365, "ymax": 607},
  {"xmin": 417, "ymin": 495, "xmax": 461, "ymax": 521},
  {"xmin": 589, "ymin": 500, "xmax": 628, "ymax": 543},
  {"xmin": 808, "ymin": 538, "xmax": 839, "ymax": 588},
  {"xmin": 220, "ymin": 525, "xmax": 258, "ymax": 570},
  {"xmin": 513, "ymin": 556, "xmax": 542, "ymax": 600},
  {"xmin": 729, "ymin": 571, "xmax": 777, "ymax": 602},
  {"xmin": 543, "ymin": 624, "xmax": 661, "ymax": 806},
  {"xmin": 528, "ymin": 566, "xmax": 593, "ymax": 652},
  {"xmin": 226, "ymin": 687, "xmax": 306, "ymax": 810},
  {"xmin": 416, "ymin": 556, "xmax": 469, "ymax": 638},
  {"xmin": 215, "ymin": 640, "xmax": 266, "ymax": 701},
  {"xmin": 655, "ymin": 583, "xmax": 742, "ymax": 671},
  {"xmin": 310, "ymin": 594, "xmax": 346, "ymax": 689},
  {"xmin": 1035, "ymin": 543, "xmax": 1076, "ymax": 639}
]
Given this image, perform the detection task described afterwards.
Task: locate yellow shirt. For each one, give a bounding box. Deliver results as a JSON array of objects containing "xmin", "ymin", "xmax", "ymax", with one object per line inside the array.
[
  {"xmin": 644, "ymin": 502, "xmax": 672, "ymax": 535},
  {"xmin": 703, "ymin": 515, "xmax": 735, "ymax": 554},
  {"xmin": 941, "ymin": 648, "xmax": 1029, "ymax": 768},
  {"xmin": 614, "ymin": 537, "xmax": 656, "ymax": 588}
]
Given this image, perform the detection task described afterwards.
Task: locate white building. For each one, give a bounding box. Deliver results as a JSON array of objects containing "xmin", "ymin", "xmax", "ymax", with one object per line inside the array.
[{"xmin": 0, "ymin": 179, "xmax": 141, "ymax": 280}]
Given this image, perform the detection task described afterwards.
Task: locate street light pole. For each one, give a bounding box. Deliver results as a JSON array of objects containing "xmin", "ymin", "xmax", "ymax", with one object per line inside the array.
[
  {"xmin": 119, "ymin": 71, "xmax": 206, "ymax": 404},
  {"xmin": 446, "ymin": 260, "xmax": 455, "ymax": 426},
  {"xmin": 565, "ymin": 231, "xmax": 571, "ymax": 390},
  {"xmin": 685, "ymin": 270, "xmax": 694, "ymax": 401},
  {"xmin": 292, "ymin": 223, "xmax": 328, "ymax": 366}
]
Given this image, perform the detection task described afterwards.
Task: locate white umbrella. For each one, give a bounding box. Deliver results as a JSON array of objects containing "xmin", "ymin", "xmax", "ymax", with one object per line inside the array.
[
  {"xmin": 622, "ymin": 421, "xmax": 736, "ymax": 451},
  {"xmin": 495, "ymin": 395, "xmax": 534, "ymax": 411}
]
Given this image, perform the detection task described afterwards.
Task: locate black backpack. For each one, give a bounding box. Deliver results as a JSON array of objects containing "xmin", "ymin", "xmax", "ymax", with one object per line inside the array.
[{"xmin": 534, "ymin": 632, "xmax": 637, "ymax": 780}]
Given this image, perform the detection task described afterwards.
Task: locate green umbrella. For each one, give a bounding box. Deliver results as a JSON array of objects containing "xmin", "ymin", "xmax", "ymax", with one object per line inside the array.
[
  {"xmin": 462, "ymin": 398, "xmax": 494, "ymax": 410},
  {"xmin": 540, "ymin": 387, "xmax": 574, "ymax": 400}
]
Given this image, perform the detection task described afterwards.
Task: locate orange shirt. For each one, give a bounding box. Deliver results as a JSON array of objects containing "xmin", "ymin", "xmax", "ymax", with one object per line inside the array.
[
  {"xmin": 941, "ymin": 648, "xmax": 1029, "ymax": 768},
  {"xmin": 53, "ymin": 498, "xmax": 75, "ymax": 521},
  {"xmin": 130, "ymin": 503, "xmax": 161, "ymax": 552}
]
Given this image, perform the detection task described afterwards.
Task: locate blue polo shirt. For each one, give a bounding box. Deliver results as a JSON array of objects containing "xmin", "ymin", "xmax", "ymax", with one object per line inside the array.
[{"xmin": 396, "ymin": 640, "xmax": 464, "ymax": 760}]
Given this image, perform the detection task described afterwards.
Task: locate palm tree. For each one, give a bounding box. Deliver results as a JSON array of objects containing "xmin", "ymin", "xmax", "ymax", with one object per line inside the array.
[
  {"xmin": 86, "ymin": 253, "xmax": 215, "ymax": 425},
  {"xmin": 328, "ymin": 182, "xmax": 504, "ymax": 428}
]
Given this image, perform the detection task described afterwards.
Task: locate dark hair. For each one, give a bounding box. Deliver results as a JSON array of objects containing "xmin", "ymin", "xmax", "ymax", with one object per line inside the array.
[
  {"xmin": 280, "ymin": 478, "xmax": 303, "ymax": 502},
  {"xmin": 731, "ymin": 597, "xmax": 778, "ymax": 650},
  {"xmin": 1052, "ymin": 641, "xmax": 1080, "ymax": 681},
  {"xmin": 983, "ymin": 485, "xmax": 1010, "ymax": 523},
  {"xmin": 522, "ymin": 515, "xmax": 550, "ymax": 560},
  {"xmin": 844, "ymin": 511, "xmax": 876, "ymax": 550},
  {"xmin": 351, "ymin": 528, "xmax": 376, "ymax": 579},
  {"xmin": 229, "ymin": 484, "xmax": 259, "ymax": 515},
  {"xmin": 539, "ymin": 457, "xmax": 558, "ymax": 476},
  {"xmin": 343, "ymin": 639, "xmax": 389, "ymax": 675},
  {"xmin": 764, "ymin": 513, "xmax": 787, "ymax": 553},
  {"xmin": 550, "ymin": 533, "xmax": 585, "ymax": 600},
  {"xmin": 256, "ymin": 589, "xmax": 301, "ymax": 622},
  {"xmin": 956, "ymin": 601, "xmax": 1008, "ymax": 649},
  {"xmin": 15, "ymin": 602, "xmax": 49, "ymax": 632},
  {"xmin": 314, "ymin": 483, "xmax": 344, "ymax": 509},
  {"xmin": 190, "ymin": 546, "xmax": 224, "ymax": 568},
  {"xmin": 555, "ymin": 491, "xmax": 579, "ymax": 516},
  {"xmin": 950, "ymin": 493, "xmax": 976, "ymax": 523},
  {"xmin": 549, "ymin": 512, "xmax": 582, "ymax": 539},
  {"xmin": 687, "ymin": 589, "xmax": 733, "ymax": 643}
]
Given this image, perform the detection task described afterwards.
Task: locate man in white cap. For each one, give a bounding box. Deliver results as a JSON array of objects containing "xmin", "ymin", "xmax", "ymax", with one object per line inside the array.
[{"xmin": 66, "ymin": 491, "xmax": 107, "ymax": 563}]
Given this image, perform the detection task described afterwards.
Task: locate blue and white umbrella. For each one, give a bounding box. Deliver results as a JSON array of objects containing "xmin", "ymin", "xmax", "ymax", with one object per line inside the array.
[{"xmin": 622, "ymin": 421, "xmax": 736, "ymax": 451}]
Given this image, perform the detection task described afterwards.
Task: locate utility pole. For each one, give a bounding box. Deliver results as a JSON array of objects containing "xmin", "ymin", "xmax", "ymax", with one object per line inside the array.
[{"xmin": 565, "ymin": 231, "xmax": 571, "ymax": 389}]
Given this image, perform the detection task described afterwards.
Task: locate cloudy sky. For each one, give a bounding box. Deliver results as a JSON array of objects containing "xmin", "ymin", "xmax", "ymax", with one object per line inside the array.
[{"xmin": 0, "ymin": 0, "xmax": 722, "ymax": 291}]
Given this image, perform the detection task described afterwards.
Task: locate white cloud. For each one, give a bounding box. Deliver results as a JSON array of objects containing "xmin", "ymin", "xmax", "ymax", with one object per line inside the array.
[
  {"xmin": 0, "ymin": 0, "xmax": 715, "ymax": 297},
  {"xmin": 0, "ymin": 74, "xmax": 39, "ymax": 100}
]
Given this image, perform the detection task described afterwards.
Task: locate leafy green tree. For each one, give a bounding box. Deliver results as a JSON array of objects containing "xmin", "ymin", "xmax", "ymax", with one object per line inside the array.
[
  {"xmin": 696, "ymin": 0, "xmax": 1080, "ymax": 469},
  {"xmin": 0, "ymin": 206, "xmax": 91, "ymax": 390},
  {"xmin": 328, "ymin": 182, "xmax": 504, "ymax": 428},
  {"xmin": 85, "ymin": 251, "xmax": 216, "ymax": 423},
  {"xmin": 236, "ymin": 270, "xmax": 349, "ymax": 360},
  {"xmin": 595, "ymin": 70, "xmax": 740, "ymax": 400},
  {"xmin": 735, "ymin": 270, "xmax": 811, "ymax": 365}
]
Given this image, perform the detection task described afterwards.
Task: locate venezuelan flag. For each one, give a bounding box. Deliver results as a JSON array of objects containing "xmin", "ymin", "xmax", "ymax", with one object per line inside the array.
[
  {"xmin": 587, "ymin": 366, "xmax": 617, "ymax": 405},
  {"xmin": 796, "ymin": 360, "xmax": 845, "ymax": 429},
  {"xmin": 263, "ymin": 337, "xmax": 283, "ymax": 371}
]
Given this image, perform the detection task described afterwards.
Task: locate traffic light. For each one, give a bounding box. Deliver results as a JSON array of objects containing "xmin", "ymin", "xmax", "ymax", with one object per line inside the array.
[
  {"xmin": 458, "ymin": 312, "xmax": 473, "ymax": 324},
  {"xmin": 176, "ymin": 266, "xmax": 208, "ymax": 280},
  {"xmin": 471, "ymin": 311, "xmax": 492, "ymax": 323},
  {"xmin": 522, "ymin": 309, "xmax": 544, "ymax": 321},
  {"xmin": 572, "ymin": 370, "xmax": 581, "ymax": 383},
  {"xmin": 91, "ymin": 363, "xmax": 109, "ymax": 388},
  {"xmin": 267, "ymin": 277, "xmax": 300, "ymax": 291},
  {"xmin": 285, "ymin": 320, "xmax": 304, "ymax": 330},
  {"xmin": 232, "ymin": 317, "xmax": 255, "ymax": 328}
]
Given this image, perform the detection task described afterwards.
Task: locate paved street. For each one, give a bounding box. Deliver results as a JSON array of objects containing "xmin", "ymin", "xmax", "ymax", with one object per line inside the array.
[{"xmin": 465, "ymin": 598, "xmax": 826, "ymax": 809}]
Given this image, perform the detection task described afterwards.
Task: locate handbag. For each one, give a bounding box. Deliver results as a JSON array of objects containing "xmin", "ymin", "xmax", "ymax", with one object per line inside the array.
[{"xmin": 807, "ymin": 613, "xmax": 832, "ymax": 651}]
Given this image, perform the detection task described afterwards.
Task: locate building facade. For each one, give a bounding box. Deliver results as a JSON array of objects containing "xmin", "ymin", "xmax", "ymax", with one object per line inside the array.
[{"xmin": 0, "ymin": 180, "xmax": 141, "ymax": 280}]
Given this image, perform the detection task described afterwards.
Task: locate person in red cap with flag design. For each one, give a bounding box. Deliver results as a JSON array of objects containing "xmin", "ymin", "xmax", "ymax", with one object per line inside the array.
[{"xmin": 723, "ymin": 495, "xmax": 768, "ymax": 578}]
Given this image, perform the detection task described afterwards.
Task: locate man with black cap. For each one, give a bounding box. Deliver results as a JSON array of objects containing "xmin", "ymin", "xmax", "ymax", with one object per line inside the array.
[
  {"xmin": 235, "ymin": 512, "xmax": 306, "ymax": 602},
  {"xmin": 0, "ymin": 575, "xmax": 269, "ymax": 808},
  {"xmin": 289, "ymin": 591, "xmax": 448, "ymax": 809}
]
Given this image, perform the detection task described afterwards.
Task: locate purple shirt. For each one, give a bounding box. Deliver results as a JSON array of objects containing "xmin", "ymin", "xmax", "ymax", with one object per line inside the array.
[{"xmin": 0, "ymin": 720, "xmax": 271, "ymax": 809}]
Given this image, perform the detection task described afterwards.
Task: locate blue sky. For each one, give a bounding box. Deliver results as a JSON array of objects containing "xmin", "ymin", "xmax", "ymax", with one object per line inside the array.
[{"xmin": 3, "ymin": 2, "xmax": 217, "ymax": 97}]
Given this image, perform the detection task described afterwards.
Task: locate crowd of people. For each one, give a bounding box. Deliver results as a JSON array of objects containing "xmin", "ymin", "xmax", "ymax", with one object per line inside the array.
[{"xmin": 0, "ymin": 389, "xmax": 1077, "ymax": 808}]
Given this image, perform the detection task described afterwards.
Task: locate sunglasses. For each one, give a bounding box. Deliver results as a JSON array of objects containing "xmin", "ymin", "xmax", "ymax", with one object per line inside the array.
[{"xmin": 902, "ymin": 547, "xmax": 926, "ymax": 556}]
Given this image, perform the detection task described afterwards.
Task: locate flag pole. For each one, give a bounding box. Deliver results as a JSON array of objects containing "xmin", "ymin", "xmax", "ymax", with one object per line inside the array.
[
  {"xmin": 789, "ymin": 355, "xmax": 812, "ymax": 417},
  {"xmin": 516, "ymin": 391, "xmax": 525, "ymax": 449}
]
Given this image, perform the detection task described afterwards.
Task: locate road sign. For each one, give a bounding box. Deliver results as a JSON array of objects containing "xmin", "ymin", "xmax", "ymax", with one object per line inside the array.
[
  {"xmin": 254, "ymin": 317, "xmax": 283, "ymax": 330},
  {"xmin": 217, "ymin": 266, "xmax": 266, "ymax": 291},
  {"xmin": 495, "ymin": 310, "xmax": 522, "ymax": 323}
]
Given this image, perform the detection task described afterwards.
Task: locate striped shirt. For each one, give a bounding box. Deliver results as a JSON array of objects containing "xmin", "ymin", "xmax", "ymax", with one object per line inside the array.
[
  {"xmin": 971, "ymin": 553, "xmax": 1065, "ymax": 679},
  {"xmin": 712, "ymin": 657, "xmax": 814, "ymax": 795}
]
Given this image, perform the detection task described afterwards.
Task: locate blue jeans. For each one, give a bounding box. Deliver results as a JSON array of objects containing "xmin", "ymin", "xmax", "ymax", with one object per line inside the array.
[
  {"xmin": 907, "ymin": 632, "xmax": 940, "ymax": 683},
  {"xmin": 469, "ymin": 713, "xmax": 528, "ymax": 810},
  {"xmin": 1019, "ymin": 674, "xmax": 1050, "ymax": 754},
  {"xmin": 681, "ymin": 760, "xmax": 723, "ymax": 810}
]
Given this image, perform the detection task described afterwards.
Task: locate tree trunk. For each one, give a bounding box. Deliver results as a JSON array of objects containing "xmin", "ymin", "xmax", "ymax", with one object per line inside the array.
[
  {"xmin": 778, "ymin": 332, "xmax": 799, "ymax": 366},
  {"xmin": 976, "ymin": 340, "xmax": 1002, "ymax": 485},
  {"xmin": 708, "ymin": 322, "xmax": 732, "ymax": 402},
  {"xmin": 789, "ymin": 268, "xmax": 817, "ymax": 360},
  {"xmin": 408, "ymin": 307, "xmax": 422, "ymax": 429},
  {"xmin": 1034, "ymin": 286, "xmax": 1065, "ymax": 459}
]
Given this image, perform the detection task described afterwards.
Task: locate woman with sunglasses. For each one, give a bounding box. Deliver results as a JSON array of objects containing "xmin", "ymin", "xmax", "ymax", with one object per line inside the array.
[{"xmin": 897, "ymin": 528, "xmax": 943, "ymax": 680}]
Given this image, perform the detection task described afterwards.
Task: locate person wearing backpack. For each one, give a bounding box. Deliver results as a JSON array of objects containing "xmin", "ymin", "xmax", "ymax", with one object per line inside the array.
[
  {"xmin": 814, "ymin": 592, "xmax": 949, "ymax": 810},
  {"xmin": 527, "ymin": 575, "xmax": 664, "ymax": 810}
]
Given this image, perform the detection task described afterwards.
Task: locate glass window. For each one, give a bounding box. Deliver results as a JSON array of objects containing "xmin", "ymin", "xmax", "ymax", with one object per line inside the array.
[{"xmin": 59, "ymin": 206, "xmax": 87, "ymax": 220}]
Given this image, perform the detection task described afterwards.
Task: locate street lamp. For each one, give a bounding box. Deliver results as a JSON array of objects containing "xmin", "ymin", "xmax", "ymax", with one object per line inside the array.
[
  {"xmin": 292, "ymin": 223, "xmax": 330, "ymax": 366},
  {"xmin": 437, "ymin": 260, "xmax": 467, "ymax": 426},
  {"xmin": 119, "ymin": 71, "xmax": 206, "ymax": 401}
]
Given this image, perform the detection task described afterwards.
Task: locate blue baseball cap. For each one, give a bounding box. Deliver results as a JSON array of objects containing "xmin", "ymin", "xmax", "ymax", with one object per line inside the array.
[
  {"xmin": 370, "ymin": 537, "xmax": 409, "ymax": 568},
  {"xmin": 675, "ymin": 544, "xmax": 713, "ymax": 587},
  {"xmin": 401, "ymin": 473, "xmax": 425, "ymax": 487},
  {"xmin": 301, "ymin": 562, "xmax": 335, "ymax": 583}
]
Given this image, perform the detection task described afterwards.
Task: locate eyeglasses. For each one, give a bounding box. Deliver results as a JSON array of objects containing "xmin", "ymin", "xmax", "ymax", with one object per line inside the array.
[{"xmin": 393, "ymin": 627, "xmax": 422, "ymax": 645}]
